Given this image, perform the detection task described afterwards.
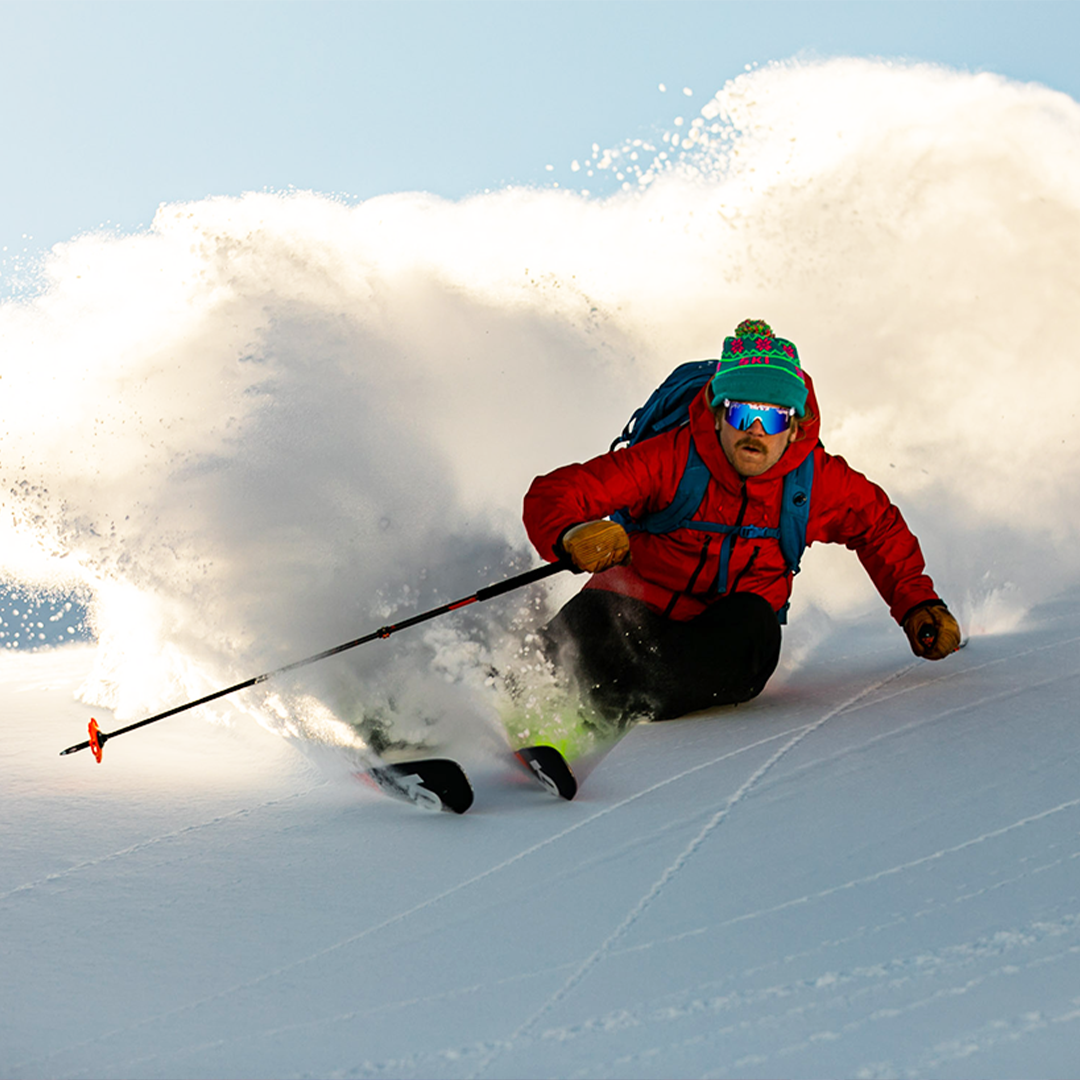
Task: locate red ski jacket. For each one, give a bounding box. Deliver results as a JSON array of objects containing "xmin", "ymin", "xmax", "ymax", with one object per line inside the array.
[{"xmin": 524, "ymin": 375, "xmax": 939, "ymax": 624}]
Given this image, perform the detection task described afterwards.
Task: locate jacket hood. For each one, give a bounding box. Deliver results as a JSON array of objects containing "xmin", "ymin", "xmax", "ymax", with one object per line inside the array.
[{"xmin": 690, "ymin": 371, "xmax": 821, "ymax": 487}]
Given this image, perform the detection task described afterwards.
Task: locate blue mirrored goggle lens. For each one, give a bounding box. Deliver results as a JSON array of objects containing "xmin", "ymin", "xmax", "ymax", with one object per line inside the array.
[{"xmin": 724, "ymin": 401, "xmax": 794, "ymax": 435}]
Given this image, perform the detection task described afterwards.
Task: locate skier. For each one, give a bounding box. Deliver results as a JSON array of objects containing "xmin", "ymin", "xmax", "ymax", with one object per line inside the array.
[{"xmin": 523, "ymin": 319, "xmax": 962, "ymax": 723}]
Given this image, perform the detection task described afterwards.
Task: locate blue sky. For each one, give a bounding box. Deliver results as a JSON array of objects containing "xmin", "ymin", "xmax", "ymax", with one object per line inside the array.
[{"xmin": 2, "ymin": 0, "xmax": 1079, "ymax": 275}]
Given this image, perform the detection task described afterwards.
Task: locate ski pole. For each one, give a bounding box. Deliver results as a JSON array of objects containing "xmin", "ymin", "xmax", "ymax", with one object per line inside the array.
[{"xmin": 60, "ymin": 558, "xmax": 574, "ymax": 761}]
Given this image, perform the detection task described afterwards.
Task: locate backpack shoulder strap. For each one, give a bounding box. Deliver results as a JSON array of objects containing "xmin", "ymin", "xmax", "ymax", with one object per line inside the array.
[
  {"xmin": 613, "ymin": 437, "xmax": 711, "ymax": 534},
  {"xmin": 778, "ymin": 446, "xmax": 816, "ymax": 576}
]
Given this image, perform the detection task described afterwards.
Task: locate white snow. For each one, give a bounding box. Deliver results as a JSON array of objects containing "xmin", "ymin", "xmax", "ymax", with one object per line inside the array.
[{"xmin": 3, "ymin": 597, "xmax": 1079, "ymax": 1079}]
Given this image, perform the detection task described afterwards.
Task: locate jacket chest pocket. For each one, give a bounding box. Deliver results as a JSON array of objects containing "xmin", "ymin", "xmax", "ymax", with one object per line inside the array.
[
  {"xmin": 726, "ymin": 544, "xmax": 761, "ymax": 594},
  {"xmin": 681, "ymin": 532, "xmax": 762, "ymax": 597}
]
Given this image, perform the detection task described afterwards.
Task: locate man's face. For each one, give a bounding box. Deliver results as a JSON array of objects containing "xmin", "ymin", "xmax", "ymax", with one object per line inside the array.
[{"xmin": 716, "ymin": 401, "xmax": 799, "ymax": 478}]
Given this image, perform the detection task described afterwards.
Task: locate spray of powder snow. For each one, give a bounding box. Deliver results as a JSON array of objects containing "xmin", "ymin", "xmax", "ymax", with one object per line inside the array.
[{"xmin": 1, "ymin": 57, "xmax": 1078, "ymax": 760}]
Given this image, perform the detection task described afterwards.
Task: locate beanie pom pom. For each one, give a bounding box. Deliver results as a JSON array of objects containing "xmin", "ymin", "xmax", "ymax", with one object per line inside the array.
[{"xmin": 734, "ymin": 319, "xmax": 773, "ymax": 338}]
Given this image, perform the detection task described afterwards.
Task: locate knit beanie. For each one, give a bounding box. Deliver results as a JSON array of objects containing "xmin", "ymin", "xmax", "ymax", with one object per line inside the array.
[{"xmin": 708, "ymin": 319, "xmax": 809, "ymax": 417}]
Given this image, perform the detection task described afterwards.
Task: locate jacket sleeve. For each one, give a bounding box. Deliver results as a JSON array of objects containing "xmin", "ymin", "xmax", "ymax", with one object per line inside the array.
[
  {"xmin": 523, "ymin": 434, "xmax": 686, "ymax": 561},
  {"xmin": 810, "ymin": 450, "xmax": 940, "ymax": 624}
]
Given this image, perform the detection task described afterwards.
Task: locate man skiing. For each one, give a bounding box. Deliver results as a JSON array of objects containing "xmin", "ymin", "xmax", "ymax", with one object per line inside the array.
[{"xmin": 523, "ymin": 319, "xmax": 961, "ymax": 723}]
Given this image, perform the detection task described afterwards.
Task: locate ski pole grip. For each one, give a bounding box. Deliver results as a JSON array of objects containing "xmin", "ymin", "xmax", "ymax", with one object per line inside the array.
[
  {"xmin": 918, "ymin": 624, "xmax": 938, "ymax": 652},
  {"xmin": 474, "ymin": 559, "xmax": 573, "ymax": 604}
]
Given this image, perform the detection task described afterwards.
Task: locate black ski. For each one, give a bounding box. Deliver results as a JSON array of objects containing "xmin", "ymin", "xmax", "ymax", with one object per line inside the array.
[
  {"xmin": 358, "ymin": 758, "xmax": 474, "ymax": 814},
  {"xmin": 514, "ymin": 744, "xmax": 578, "ymax": 800}
]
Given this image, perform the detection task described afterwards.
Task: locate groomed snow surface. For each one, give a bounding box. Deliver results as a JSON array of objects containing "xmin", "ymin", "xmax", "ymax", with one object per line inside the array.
[{"xmin": 3, "ymin": 590, "xmax": 1079, "ymax": 1080}]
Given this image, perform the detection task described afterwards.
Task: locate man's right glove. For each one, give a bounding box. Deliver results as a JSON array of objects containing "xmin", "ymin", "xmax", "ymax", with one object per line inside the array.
[
  {"xmin": 903, "ymin": 601, "xmax": 962, "ymax": 660},
  {"xmin": 559, "ymin": 520, "xmax": 631, "ymax": 574}
]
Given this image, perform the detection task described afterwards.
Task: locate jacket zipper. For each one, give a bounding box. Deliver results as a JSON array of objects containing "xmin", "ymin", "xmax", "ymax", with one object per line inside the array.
[{"xmin": 732, "ymin": 480, "xmax": 749, "ymax": 533}]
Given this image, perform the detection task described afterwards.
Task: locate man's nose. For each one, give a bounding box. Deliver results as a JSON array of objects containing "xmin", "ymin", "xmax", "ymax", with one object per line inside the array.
[{"xmin": 748, "ymin": 419, "xmax": 767, "ymax": 435}]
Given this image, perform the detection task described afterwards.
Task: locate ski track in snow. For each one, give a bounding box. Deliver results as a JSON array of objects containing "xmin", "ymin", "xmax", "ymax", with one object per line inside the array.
[
  {"xmin": 559, "ymin": 917, "xmax": 1080, "ymax": 1078},
  {"xmin": 322, "ymin": 637, "xmax": 1080, "ymax": 1080},
  {"xmin": 0, "ymin": 786, "xmax": 327, "ymax": 904},
  {"xmin": 908, "ymin": 996, "xmax": 1080, "ymax": 1079},
  {"xmin": 298, "ymin": 909, "xmax": 1080, "ymax": 1080},
  {"xmin": 818, "ymin": 632, "xmax": 1080, "ymax": 728},
  {"xmin": 566, "ymin": 888, "xmax": 1080, "ymax": 1076},
  {"xmin": 757, "ymin": 662, "xmax": 1080, "ymax": 799},
  {"xmin": 11, "ymin": 629, "xmax": 1080, "ymax": 1079},
  {"xmin": 299, "ymin": 865, "xmax": 1080, "ymax": 1080},
  {"xmin": 467, "ymin": 659, "xmax": 925, "ymax": 1079},
  {"xmin": 630, "ymin": 816, "xmax": 1080, "ymax": 950},
  {"xmin": 14, "ymin": 723, "xmax": 815, "ymax": 1076},
  {"xmin": 94, "ymin": 894, "xmax": 1080, "ymax": 1080},
  {"xmin": 603, "ymin": 936, "xmax": 1080, "ymax": 1080},
  {"xmin": 105, "ymin": 828, "xmax": 1080, "ymax": 1078}
]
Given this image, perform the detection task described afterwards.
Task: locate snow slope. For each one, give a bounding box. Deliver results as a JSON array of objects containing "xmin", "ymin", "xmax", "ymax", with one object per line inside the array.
[{"xmin": 3, "ymin": 591, "xmax": 1079, "ymax": 1080}]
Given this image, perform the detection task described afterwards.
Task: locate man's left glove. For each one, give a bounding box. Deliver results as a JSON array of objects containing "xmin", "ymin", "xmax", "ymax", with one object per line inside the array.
[
  {"xmin": 903, "ymin": 601, "xmax": 962, "ymax": 660},
  {"xmin": 558, "ymin": 520, "xmax": 631, "ymax": 574}
]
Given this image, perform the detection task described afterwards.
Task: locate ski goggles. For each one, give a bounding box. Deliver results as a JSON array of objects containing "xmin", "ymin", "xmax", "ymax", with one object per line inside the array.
[{"xmin": 722, "ymin": 400, "xmax": 796, "ymax": 435}]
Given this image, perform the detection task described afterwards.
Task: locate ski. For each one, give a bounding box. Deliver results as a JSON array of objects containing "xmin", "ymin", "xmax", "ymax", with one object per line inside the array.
[
  {"xmin": 514, "ymin": 744, "xmax": 578, "ymax": 800},
  {"xmin": 357, "ymin": 758, "xmax": 474, "ymax": 814}
]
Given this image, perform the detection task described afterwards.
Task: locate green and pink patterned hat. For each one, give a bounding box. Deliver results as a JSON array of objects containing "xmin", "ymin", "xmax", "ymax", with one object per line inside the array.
[{"xmin": 709, "ymin": 319, "xmax": 809, "ymax": 417}]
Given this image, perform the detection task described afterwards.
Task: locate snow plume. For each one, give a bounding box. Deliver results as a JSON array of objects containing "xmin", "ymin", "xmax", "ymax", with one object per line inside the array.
[{"xmin": 1, "ymin": 58, "xmax": 1078, "ymax": 750}]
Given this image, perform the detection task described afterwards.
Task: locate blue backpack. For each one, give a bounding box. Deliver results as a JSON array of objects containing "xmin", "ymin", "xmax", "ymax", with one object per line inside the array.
[{"xmin": 609, "ymin": 360, "xmax": 814, "ymax": 622}]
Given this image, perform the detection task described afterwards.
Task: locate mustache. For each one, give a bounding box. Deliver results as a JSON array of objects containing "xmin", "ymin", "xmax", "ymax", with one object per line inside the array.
[{"xmin": 736, "ymin": 436, "xmax": 768, "ymax": 453}]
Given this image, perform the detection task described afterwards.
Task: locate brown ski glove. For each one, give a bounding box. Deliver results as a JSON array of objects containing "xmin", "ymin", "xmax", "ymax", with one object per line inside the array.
[
  {"xmin": 559, "ymin": 520, "xmax": 631, "ymax": 574},
  {"xmin": 903, "ymin": 601, "xmax": 962, "ymax": 660}
]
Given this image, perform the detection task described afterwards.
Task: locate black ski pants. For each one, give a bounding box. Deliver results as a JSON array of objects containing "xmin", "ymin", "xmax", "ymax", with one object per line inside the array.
[{"xmin": 542, "ymin": 588, "xmax": 781, "ymax": 723}]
